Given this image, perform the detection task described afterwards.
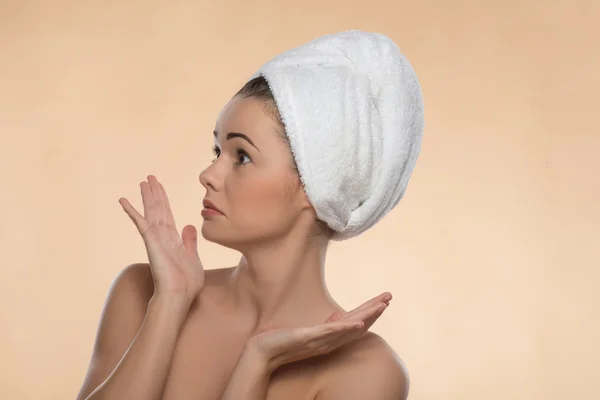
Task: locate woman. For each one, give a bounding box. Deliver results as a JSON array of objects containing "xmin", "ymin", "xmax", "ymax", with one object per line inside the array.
[{"xmin": 76, "ymin": 30, "xmax": 423, "ymax": 400}]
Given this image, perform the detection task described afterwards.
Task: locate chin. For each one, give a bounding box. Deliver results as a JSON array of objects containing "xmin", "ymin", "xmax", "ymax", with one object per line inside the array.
[
  {"xmin": 200, "ymin": 222, "xmax": 223, "ymax": 243},
  {"xmin": 200, "ymin": 222, "xmax": 244, "ymax": 251},
  {"xmin": 201, "ymin": 222, "xmax": 281, "ymax": 253}
]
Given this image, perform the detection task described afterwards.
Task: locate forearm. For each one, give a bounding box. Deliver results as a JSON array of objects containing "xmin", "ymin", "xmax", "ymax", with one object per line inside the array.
[
  {"xmin": 85, "ymin": 294, "xmax": 190, "ymax": 400},
  {"xmin": 220, "ymin": 345, "xmax": 273, "ymax": 400}
]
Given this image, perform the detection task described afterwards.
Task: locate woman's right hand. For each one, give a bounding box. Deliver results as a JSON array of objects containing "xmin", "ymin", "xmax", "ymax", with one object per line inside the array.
[{"xmin": 119, "ymin": 175, "xmax": 204, "ymax": 305}]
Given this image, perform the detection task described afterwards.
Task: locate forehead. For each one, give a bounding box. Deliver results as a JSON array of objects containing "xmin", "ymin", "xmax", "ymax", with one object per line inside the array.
[{"xmin": 214, "ymin": 97, "xmax": 277, "ymax": 142}]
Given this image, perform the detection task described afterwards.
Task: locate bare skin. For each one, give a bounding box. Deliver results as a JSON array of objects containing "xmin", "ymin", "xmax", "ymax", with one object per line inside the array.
[{"xmin": 76, "ymin": 97, "xmax": 408, "ymax": 400}]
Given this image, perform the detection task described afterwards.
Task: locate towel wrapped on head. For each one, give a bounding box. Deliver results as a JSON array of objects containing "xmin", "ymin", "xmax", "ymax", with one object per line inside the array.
[{"xmin": 249, "ymin": 30, "xmax": 424, "ymax": 241}]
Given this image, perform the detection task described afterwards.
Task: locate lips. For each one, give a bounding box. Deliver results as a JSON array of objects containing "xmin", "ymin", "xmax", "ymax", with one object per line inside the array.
[{"xmin": 202, "ymin": 199, "xmax": 223, "ymax": 214}]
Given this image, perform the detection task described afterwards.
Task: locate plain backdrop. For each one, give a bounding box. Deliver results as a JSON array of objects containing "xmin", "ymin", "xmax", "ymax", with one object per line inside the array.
[{"xmin": 1, "ymin": 0, "xmax": 598, "ymax": 399}]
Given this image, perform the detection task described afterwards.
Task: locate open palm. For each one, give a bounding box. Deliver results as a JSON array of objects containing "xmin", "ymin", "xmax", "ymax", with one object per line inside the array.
[{"xmin": 247, "ymin": 292, "xmax": 392, "ymax": 372}]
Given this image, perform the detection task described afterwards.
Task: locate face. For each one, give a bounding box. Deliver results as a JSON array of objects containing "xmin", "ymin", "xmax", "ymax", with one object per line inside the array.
[{"xmin": 199, "ymin": 96, "xmax": 312, "ymax": 250}]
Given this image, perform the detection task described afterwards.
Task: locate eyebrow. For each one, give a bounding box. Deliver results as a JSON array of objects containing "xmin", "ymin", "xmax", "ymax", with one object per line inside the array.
[{"xmin": 213, "ymin": 130, "xmax": 260, "ymax": 152}]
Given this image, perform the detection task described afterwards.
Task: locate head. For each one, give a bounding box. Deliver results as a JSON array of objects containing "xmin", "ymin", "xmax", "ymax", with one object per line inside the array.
[{"xmin": 199, "ymin": 76, "xmax": 334, "ymax": 251}]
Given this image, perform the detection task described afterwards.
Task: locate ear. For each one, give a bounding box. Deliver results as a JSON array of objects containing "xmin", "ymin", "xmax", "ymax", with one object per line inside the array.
[
  {"xmin": 296, "ymin": 180, "xmax": 313, "ymax": 211},
  {"xmin": 287, "ymin": 170, "xmax": 311, "ymax": 210}
]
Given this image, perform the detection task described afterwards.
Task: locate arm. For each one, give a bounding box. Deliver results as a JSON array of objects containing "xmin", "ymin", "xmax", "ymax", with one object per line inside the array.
[
  {"xmin": 219, "ymin": 344, "xmax": 273, "ymax": 400},
  {"xmin": 219, "ymin": 293, "xmax": 394, "ymax": 400},
  {"xmin": 219, "ymin": 344, "xmax": 409, "ymax": 400},
  {"xmin": 218, "ymin": 343, "xmax": 409, "ymax": 400},
  {"xmin": 76, "ymin": 264, "xmax": 192, "ymax": 400}
]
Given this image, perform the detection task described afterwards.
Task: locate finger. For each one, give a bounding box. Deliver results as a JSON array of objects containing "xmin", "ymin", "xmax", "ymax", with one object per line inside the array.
[
  {"xmin": 361, "ymin": 304, "xmax": 387, "ymax": 331},
  {"xmin": 315, "ymin": 320, "xmax": 365, "ymax": 338},
  {"xmin": 342, "ymin": 292, "xmax": 392, "ymax": 318},
  {"xmin": 141, "ymin": 181, "xmax": 157, "ymax": 224},
  {"xmin": 357, "ymin": 292, "xmax": 392, "ymax": 310},
  {"xmin": 325, "ymin": 311, "xmax": 344, "ymax": 323},
  {"xmin": 328, "ymin": 306, "xmax": 389, "ymax": 349},
  {"xmin": 309, "ymin": 306, "xmax": 389, "ymax": 357},
  {"xmin": 293, "ymin": 319, "xmax": 363, "ymax": 343},
  {"xmin": 119, "ymin": 197, "xmax": 148, "ymax": 235},
  {"xmin": 301, "ymin": 321, "xmax": 365, "ymax": 352},
  {"xmin": 157, "ymin": 180, "xmax": 176, "ymax": 228},
  {"xmin": 324, "ymin": 325, "xmax": 368, "ymax": 352},
  {"xmin": 323, "ymin": 294, "xmax": 390, "ymax": 323},
  {"xmin": 182, "ymin": 225, "xmax": 199, "ymax": 258},
  {"xmin": 148, "ymin": 175, "xmax": 165, "ymax": 225},
  {"xmin": 340, "ymin": 302, "xmax": 388, "ymax": 325},
  {"xmin": 359, "ymin": 302, "xmax": 388, "ymax": 330}
]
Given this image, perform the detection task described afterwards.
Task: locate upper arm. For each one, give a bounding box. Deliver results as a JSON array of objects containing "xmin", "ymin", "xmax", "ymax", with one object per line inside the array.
[
  {"xmin": 317, "ymin": 346, "xmax": 410, "ymax": 400},
  {"xmin": 76, "ymin": 263, "xmax": 154, "ymax": 400}
]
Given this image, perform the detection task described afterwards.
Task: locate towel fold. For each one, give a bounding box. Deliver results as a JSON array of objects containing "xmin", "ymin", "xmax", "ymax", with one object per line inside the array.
[{"xmin": 249, "ymin": 30, "xmax": 424, "ymax": 240}]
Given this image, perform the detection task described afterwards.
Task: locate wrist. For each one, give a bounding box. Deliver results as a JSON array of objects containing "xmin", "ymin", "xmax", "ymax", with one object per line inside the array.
[
  {"xmin": 149, "ymin": 292, "xmax": 193, "ymax": 316},
  {"xmin": 220, "ymin": 343, "xmax": 272, "ymax": 400},
  {"xmin": 242, "ymin": 340, "xmax": 277, "ymax": 375}
]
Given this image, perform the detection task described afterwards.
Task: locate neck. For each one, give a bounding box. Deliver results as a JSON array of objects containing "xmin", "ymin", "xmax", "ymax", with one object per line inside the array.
[{"xmin": 225, "ymin": 229, "xmax": 337, "ymax": 331}]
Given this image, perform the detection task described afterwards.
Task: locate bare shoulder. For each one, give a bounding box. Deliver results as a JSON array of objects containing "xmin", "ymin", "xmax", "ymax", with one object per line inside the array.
[
  {"xmin": 110, "ymin": 263, "xmax": 237, "ymax": 304},
  {"xmin": 116, "ymin": 263, "xmax": 235, "ymax": 291},
  {"xmin": 204, "ymin": 265, "xmax": 236, "ymax": 285},
  {"xmin": 75, "ymin": 263, "xmax": 153, "ymax": 400},
  {"xmin": 316, "ymin": 332, "xmax": 410, "ymax": 400},
  {"xmin": 115, "ymin": 262, "xmax": 155, "ymax": 295}
]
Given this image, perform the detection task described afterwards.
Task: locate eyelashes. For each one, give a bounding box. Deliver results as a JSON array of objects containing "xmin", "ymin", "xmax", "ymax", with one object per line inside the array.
[{"xmin": 211, "ymin": 145, "xmax": 251, "ymax": 165}]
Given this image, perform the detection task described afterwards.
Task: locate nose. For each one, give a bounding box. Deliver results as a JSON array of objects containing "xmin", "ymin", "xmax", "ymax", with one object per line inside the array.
[{"xmin": 199, "ymin": 163, "xmax": 220, "ymax": 191}]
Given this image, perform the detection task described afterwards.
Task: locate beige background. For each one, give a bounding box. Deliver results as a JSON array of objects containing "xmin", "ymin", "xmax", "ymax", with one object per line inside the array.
[{"xmin": 1, "ymin": 0, "xmax": 598, "ymax": 399}]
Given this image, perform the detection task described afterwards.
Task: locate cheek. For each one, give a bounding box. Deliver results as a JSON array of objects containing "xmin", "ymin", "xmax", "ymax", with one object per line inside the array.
[
  {"xmin": 231, "ymin": 173, "xmax": 298, "ymax": 223},
  {"xmin": 202, "ymin": 170, "xmax": 305, "ymax": 246}
]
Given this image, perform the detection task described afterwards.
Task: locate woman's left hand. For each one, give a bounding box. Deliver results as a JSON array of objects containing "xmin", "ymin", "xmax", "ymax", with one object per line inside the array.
[{"xmin": 245, "ymin": 292, "xmax": 392, "ymax": 373}]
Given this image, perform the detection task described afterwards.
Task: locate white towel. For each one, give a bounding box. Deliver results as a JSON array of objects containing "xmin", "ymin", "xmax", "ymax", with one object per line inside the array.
[{"xmin": 249, "ymin": 30, "xmax": 424, "ymax": 241}]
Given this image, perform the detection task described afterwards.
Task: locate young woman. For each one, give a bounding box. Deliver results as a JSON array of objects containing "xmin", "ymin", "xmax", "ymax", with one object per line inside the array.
[{"xmin": 77, "ymin": 30, "xmax": 423, "ymax": 400}]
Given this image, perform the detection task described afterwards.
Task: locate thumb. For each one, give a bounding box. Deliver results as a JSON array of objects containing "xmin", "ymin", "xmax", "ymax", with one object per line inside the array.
[
  {"xmin": 182, "ymin": 225, "xmax": 199, "ymax": 258},
  {"xmin": 325, "ymin": 311, "xmax": 344, "ymax": 323}
]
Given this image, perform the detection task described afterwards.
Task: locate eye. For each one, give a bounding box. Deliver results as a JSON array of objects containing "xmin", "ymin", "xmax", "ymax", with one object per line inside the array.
[
  {"xmin": 235, "ymin": 149, "xmax": 251, "ymax": 166},
  {"xmin": 211, "ymin": 145, "xmax": 251, "ymax": 166},
  {"xmin": 211, "ymin": 145, "xmax": 220, "ymax": 162}
]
